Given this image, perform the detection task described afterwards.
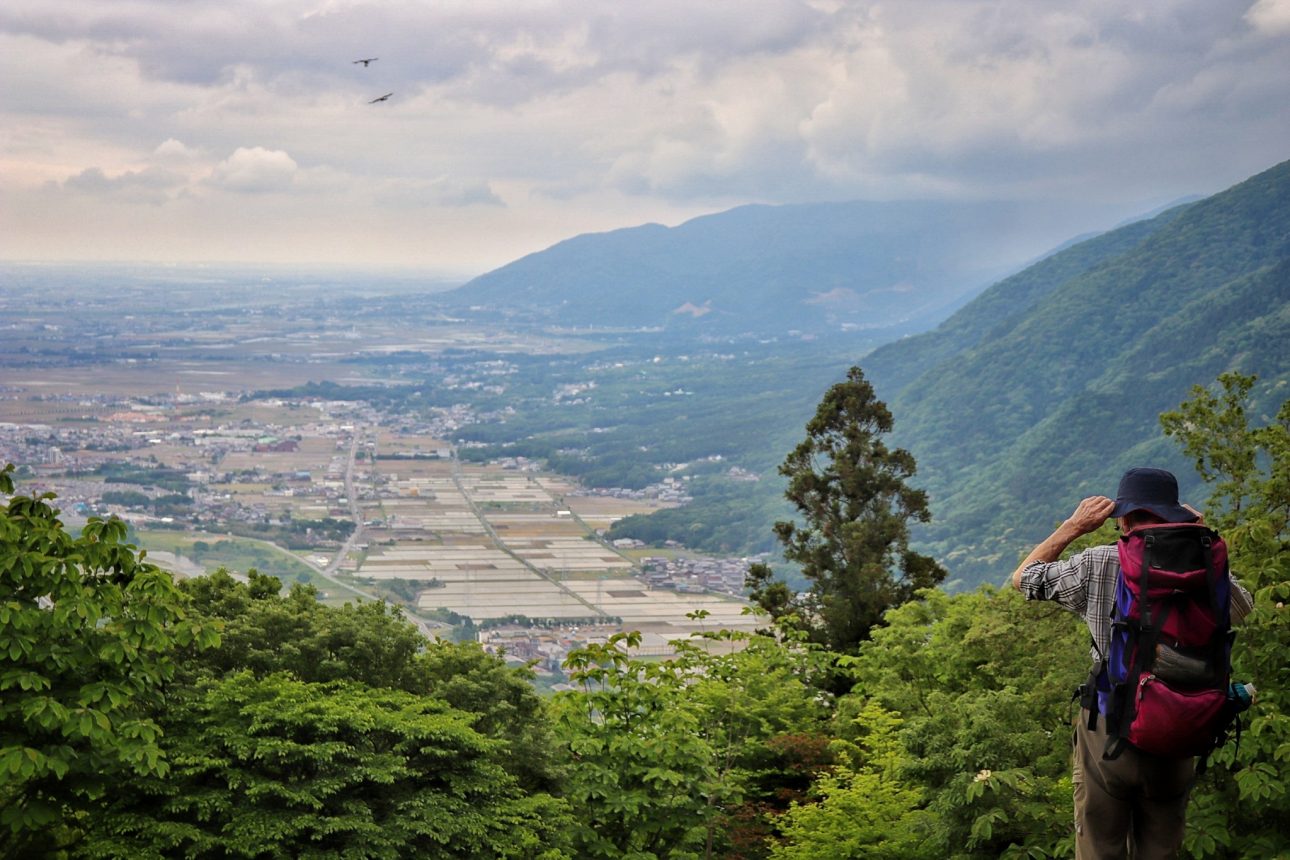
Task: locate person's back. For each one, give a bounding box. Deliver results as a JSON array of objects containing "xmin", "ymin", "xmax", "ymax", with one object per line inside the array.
[{"xmin": 1011, "ymin": 468, "xmax": 1253, "ymax": 859}]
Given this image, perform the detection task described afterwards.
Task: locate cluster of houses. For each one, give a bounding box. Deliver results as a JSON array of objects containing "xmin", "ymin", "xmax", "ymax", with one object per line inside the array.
[
  {"xmin": 572, "ymin": 475, "xmax": 694, "ymax": 504},
  {"xmin": 475, "ymin": 626, "xmax": 598, "ymax": 676},
  {"xmin": 475, "ymin": 623, "xmax": 697, "ymax": 684},
  {"xmin": 638, "ymin": 554, "xmax": 762, "ymax": 596}
]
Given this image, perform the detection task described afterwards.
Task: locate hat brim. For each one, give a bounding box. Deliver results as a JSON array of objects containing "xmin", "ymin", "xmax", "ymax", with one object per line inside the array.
[{"xmin": 1109, "ymin": 499, "xmax": 1198, "ymax": 523}]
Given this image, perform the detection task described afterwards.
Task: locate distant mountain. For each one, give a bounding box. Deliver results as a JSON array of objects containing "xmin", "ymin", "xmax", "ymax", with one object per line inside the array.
[
  {"xmin": 443, "ymin": 201, "xmax": 1097, "ymax": 336},
  {"xmin": 862, "ymin": 159, "xmax": 1290, "ymax": 589}
]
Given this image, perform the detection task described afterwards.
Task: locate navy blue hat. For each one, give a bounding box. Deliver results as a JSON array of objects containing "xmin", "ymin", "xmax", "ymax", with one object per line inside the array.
[{"xmin": 1110, "ymin": 467, "xmax": 1198, "ymax": 523}]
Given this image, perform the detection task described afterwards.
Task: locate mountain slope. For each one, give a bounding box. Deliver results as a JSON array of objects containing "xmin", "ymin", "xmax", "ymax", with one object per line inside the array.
[
  {"xmin": 861, "ymin": 159, "xmax": 1290, "ymax": 588},
  {"xmin": 863, "ymin": 207, "xmax": 1191, "ymax": 398},
  {"xmin": 444, "ymin": 201, "xmax": 1087, "ymax": 336}
]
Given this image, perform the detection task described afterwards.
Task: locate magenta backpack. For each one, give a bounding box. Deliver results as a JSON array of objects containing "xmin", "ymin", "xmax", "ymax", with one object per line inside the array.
[{"xmin": 1098, "ymin": 523, "xmax": 1236, "ymax": 760}]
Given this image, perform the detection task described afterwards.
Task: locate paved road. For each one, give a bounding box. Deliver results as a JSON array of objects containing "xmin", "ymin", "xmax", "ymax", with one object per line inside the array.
[
  {"xmin": 300, "ymin": 427, "xmax": 381, "ymax": 604},
  {"xmin": 324, "ymin": 429, "xmax": 366, "ymax": 578},
  {"xmin": 311, "ymin": 426, "xmax": 445, "ymax": 640}
]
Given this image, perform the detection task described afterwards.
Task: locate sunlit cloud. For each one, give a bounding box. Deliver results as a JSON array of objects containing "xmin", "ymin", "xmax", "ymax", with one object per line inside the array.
[
  {"xmin": 208, "ymin": 147, "xmax": 299, "ymax": 194},
  {"xmin": 1246, "ymin": 0, "xmax": 1290, "ymax": 35},
  {"xmin": 154, "ymin": 138, "xmax": 201, "ymax": 160}
]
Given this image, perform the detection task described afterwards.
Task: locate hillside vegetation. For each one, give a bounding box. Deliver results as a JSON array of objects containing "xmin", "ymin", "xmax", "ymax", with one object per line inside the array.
[
  {"xmin": 602, "ymin": 160, "xmax": 1290, "ymax": 583},
  {"xmin": 3, "ymin": 373, "xmax": 1288, "ymax": 858},
  {"xmin": 859, "ymin": 158, "xmax": 1290, "ymax": 588}
]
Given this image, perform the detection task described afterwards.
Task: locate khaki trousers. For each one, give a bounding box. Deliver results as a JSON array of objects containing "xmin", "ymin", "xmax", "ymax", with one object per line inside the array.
[{"xmin": 1073, "ymin": 710, "xmax": 1195, "ymax": 859}]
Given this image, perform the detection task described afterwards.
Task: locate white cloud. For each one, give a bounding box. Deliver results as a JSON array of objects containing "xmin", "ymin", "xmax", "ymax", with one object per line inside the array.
[
  {"xmin": 209, "ymin": 147, "xmax": 298, "ymax": 193},
  {"xmin": 154, "ymin": 138, "xmax": 199, "ymax": 160},
  {"xmin": 1246, "ymin": 0, "xmax": 1290, "ymax": 35}
]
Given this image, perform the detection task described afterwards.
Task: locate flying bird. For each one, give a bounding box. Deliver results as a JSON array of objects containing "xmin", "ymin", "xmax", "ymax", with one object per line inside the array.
[
  {"xmin": 368, "ymin": 92, "xmax": 393, "ymax": 104},
  {"xmin": 353, "ymin": 57, "xmax": 378, "ymax": 66}
]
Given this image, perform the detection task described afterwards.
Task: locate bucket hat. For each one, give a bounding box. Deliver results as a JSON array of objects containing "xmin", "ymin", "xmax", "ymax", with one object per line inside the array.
[{"xmin": 1109, "ymin": 467, "xmax": 1198, "ymax": 523}]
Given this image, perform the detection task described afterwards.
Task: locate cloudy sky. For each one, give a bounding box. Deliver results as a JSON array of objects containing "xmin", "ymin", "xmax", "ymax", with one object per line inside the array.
[{"xmin": 2, "ymin": 0, "xmax": 1288, "ymax": 276}]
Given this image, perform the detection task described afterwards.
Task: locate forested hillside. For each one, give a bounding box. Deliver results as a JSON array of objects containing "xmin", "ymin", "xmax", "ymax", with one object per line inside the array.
[
  {"xmin": 3, "ymin": 374, "xmax": 1288, "ymax": 859},
  {"xmin": 861, "ymin": 206, "xmax": 1188, "ymax": 396},
  {"xmin": 861, "ymin": 158, "xmax": 1290, "ymax": 588},
  {"xmin": 604, "ymin": 160, "xmax": 1289, "ymax": 581}
]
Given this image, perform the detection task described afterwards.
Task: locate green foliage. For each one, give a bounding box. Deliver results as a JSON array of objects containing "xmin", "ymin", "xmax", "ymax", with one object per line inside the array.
[
  {"xmin": 1158, "ymin": 374, "xmax": 1290, "ymax": 859},
  {"xmin": 3, "ymin": 363, "xmax": 1286, "ymax": 858},
  {"xmin": 80, "ymin": 672, "xmax": 572, "ymax": 859},
  {"xmin": 97, "ymin": 490, "xmax": 151, "ymax": 509},
  {"xmin": 215, "ymin": 516, "xmax": 355, "ymax": 550},
  {"xmin": 178, "ymin": 569, "xmax": 564, "ymax": 793},
  {"xmin": 177, "ymin": 569, "xmax": 426, "ymax": 690},
  {"xmin": 828, "ymin": 586, "xmax": 1086, "ymax": 859},
  {"xmin": 1159, "ymin": 372, "xmax": 1288, "ymax": 534},
  {"xmin": 676, "ymin": 626, "xmax": 836, "ymax": 858},
  {"xmin": 0, "ymin": 463, "xmax": 218, "ymax": 854},
  {"xmin": 769, "ymin": 761, "xmax": 931, "ymax": 859},
  {"xmin": 749, "ymin": 366, "xmax": 946, "ymax": 654},
  {"xmin": 416, "ymin": 637, "xmax": 565, "ymax": 794},
  {"xmin": 89, "ymin": 462, "xmax": 193, "ymax": 493},
  {"xmin": 869, "ymin": 161, "xmax": 1290, "ymax": 589},
  {"xmin": 608, "ymin": 475, "xmax": 789, "ymax": 556},
  {"xmin": 553, "ymin": 626, "xmax": 832, "ymax": 859},
  {"xmin": 765, "ymin": 373, "xmax": 1289, "ymax": 860},
  {"xmin": 553, "ymin": 632, "xmax": 719, "ymax": 859},
  {"xmin": 763, "ymin": 577, "xmax": 1099, "ymax": 859}
]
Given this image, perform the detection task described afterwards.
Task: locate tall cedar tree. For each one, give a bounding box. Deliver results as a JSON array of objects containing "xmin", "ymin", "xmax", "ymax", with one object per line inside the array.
[{"xmin": 747, "ymin": 366, "xmax": 945, "ymax": 653}]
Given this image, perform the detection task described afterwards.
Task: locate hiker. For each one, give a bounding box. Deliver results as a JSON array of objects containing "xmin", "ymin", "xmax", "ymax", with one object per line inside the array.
[{"xmin": 1011, "ymin": 467, "xmax": 1254, "ymax": 860}]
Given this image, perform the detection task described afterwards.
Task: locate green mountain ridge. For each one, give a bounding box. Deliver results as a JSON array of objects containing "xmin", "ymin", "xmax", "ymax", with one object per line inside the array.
[
  {"xmin": 864, "ymin": 158, "xmax": 1290, "ymax": 588},
  {"xmin": 861, "ymin": 207, "xmax": 1191, "ymax": 396}
]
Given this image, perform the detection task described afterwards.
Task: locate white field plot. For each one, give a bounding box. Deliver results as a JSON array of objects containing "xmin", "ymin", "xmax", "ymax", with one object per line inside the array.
[
  {"xmin": 359, "ymin": 458, "xmax": 600, "ymax": 619},
  {"xmin": 381, "ymin": 498, "xmax": 486, "ymax": 533},
  {"xmin": 360, "ymin": 542, "xmax": 595, "ymax": 620},
  {"xmin": 381, "ymin": 474, "xmax": 485, "ymax": 533},
  {"xmin": 355, "ymin": 447, "xmax": 749, "ymax": 629},
  {"xmin": 488, "ymin": 513, "xmax": 632, "ymax": 572},
  {"xmin": 458, "ymin": 471, "xmax": 549, "ymax": 505},
  {"xmin": 566, "ymin": 580, "xmax": 757, "ymax": 635},
  {"xmin": 508, "ymin": 536, "xmax": 632, "ymax": 571},
  {"xmin": 360, "ymin": 542, "xmax": 524, "ymax": 578},
  {"xmin": 416, "ymin": 574, "xmax": 595, "ymax": 619}
]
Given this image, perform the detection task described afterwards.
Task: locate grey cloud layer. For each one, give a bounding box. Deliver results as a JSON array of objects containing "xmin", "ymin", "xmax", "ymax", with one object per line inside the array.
[
  {"xmin": 2, "ymin": 0, "xmax": 1287, "ymax": 267},
  {"xmin": 0, "ymin": 0, "xmax": 828, "ymax": 96}
]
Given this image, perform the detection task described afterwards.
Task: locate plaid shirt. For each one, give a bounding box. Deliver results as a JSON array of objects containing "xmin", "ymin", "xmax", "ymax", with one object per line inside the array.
[{"xmin": 1019, "ymin": 543, "xmax": 1254, "ymax": 663}]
